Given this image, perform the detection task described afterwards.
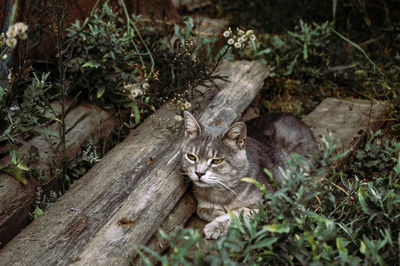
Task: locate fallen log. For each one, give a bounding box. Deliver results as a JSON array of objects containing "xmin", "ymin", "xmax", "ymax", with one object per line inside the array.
[
  {"xmin": 0, "ymin": 102, "xmax": 118, "ymax": 248},
  {"xmin": 0, "ymin": 60, "xmax": 268, "ymax": 265}
]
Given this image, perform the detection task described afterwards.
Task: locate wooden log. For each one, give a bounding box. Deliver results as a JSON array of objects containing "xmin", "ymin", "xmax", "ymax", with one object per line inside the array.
[
  {"xmin": 145, "ymin": 192, "xmax": 196, "ymax": 255},
  {"xmin": 0, "ymin": 60, "xmax": 268, "ymax": 265},
  {"xmin": 0, "ymin": 102, "xmax": 118, "ymax": 248},
  {"xmin": 302, "ymin": 97, "xmax": 386, "ymax": 174}
]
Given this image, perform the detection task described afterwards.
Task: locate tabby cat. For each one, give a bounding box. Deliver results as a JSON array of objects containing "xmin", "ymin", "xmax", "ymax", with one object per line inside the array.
[{"xmin": 181, "ymin": 111, "xmax": 318, "ymax": 239}]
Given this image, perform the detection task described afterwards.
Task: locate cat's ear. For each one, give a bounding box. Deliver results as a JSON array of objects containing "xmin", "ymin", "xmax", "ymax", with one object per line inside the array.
[
  {"xmin": 223, "ymin": 122, "xmax": 246, "ymax": 149},
  {"xmin": 183, "ymin": 111, "xmax": 201, "ymax": 139}
]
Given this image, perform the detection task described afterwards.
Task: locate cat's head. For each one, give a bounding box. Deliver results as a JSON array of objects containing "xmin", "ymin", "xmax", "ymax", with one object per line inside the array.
[{"xmin": 181, "ymin": 111, "xmax": 249, "ymax": 189}]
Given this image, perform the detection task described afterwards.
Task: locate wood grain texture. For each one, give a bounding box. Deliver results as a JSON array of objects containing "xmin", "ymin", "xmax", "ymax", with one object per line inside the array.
[
  {"xmin": 302, "ymin": 97, "xmax": 386, "ymax": 173},
  {"xmin": 0, "ymin": 60, "xmax": 268, "ymax": 265},
  {"xmin": 0, "ymin": 102, "xmax": 118, "ymax": 249},
  {"xmin": 145, "ymin": 192, "xmax": 196, "ymax": 253}
]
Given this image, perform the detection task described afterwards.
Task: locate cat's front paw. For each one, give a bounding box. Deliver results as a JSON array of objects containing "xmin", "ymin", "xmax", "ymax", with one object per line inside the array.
[{"xmin": 203, "ymin": 216, "xmax": 230, "ymax": 240}]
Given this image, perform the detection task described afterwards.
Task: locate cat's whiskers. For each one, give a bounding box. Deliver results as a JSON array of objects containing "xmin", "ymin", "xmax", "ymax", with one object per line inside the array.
[{"xmin": 208, "ymin": 179, "xmax": 243, "ymax": 202}]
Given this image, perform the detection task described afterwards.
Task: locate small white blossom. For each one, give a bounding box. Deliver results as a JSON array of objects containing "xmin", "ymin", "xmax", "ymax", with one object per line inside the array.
[
  {"xmin": 227, "ymin": 38, "xmax": 235, "ymax": 45},
  {"xmin": 142, "ymin": 82, "xmax": 150, "ymax": 90},
  {"xmin": 18, "ymin": 32, "xmax": 28, "ymax": 40},
  {"xmin": 175, "ymin": 115, "xmax": 183, "ymax": 121},
  {"xmin": 128, "ymin": 88, "xmax": 142, "ymax": 100},
  {"xmin": 6, "ymin": 25, "xmax": 16, "ymax": 38},
  {"xmin": 239, "ymin": 35, "xmax": 248, "ymax": 43},
  {"xmin": 2, "ymin": 54, "xmax": 7, "ymax": 60},
  {"xmin": 223, "ymin": 30, "xmax": 230, "ymax": 38},
  {"xmin": 124, "ymin": 83, "xmax": 134, "ymax": 90},
  {"xmin": 237, "ymin": 29, "xmax": 245, "ymax": 35},
  {"xmin": 234, "ymin": 42, "xmax": 241, "ymax": 48},
  {"xmin": 14, "ymin": 22, "xmax": 28, "ymax": 34},
  {"xmin": 5, "ymin": 38, "xmax": 17, "ymax": 49},
  {"xmin": 183, "ymin": 101, "xmax": 191, "ymax": 109},
  {"xmin": 249, "ymin": 34, "xmax": 256, "ymax": 41},
  {"xmin": 245, "ymin": 30, "xmax": 254, "ymax": 36}
]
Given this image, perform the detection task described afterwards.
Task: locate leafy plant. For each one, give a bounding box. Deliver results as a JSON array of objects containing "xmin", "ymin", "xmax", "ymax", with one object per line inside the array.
[
  {"xmin": 65, "ymin": 1, "xmax": 148, "ymax": 107},
  {"xmin": 0, "ymin": 72, "xmax": 56, "ymax": 184},
  {"xmin": 138, "ymin": 134, "xmax": 400, "ymax": 265}
]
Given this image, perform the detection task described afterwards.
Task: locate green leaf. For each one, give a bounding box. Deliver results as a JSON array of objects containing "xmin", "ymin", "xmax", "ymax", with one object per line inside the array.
[
  {"xmin": 358, "ymin": 186, "xmax": 373, "ymax": 215},
  {"xmin": 97, "ymin": 86, "xmax": 105, "ymax": 98},
  {"xmin": 393, "ymin": 152, "xmax": 400, "ymax": 175},
  {"xmin": 241, "ymin": 177, "xmax": 261, "ymax": 187},
  {"xmin": 1, "ymin": 163, "xmax": 28, "ymax": 185},
  {"xmin": 263, "ymin": 223, "xmax": 290, "ymax": 233},
  {"xmin": 132, "ymin": 102, "xmax": 140, "ymax": 124},
  {"xmin": 0, "ymin": 86, "xmax": 4, "ymax": 100},
  {"xmin": 32, "ymin": 206, "xmax": 44, "ymax": 219},
  {"xmin": 35, "ymin": 127, "xmax": 58, "ymax": 137},
  {"xmin": 248, "ymin": 237, "xmax": 278, "ymax": 250},
  {"xmin": 82, "ymin": 61, "xmax": 101, "ymax": 68},
  {"xmin": 135, "ymin": 247, "xmax": 155, "ymax": 266},
  {"xmin": 48, "ymin": 117, "xmax": 62, "ymax": 123}
]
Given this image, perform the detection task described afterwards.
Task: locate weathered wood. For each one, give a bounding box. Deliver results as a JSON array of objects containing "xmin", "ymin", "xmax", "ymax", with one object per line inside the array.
[
  {"xmin": 302, "ymin": 97, "xmax": 386, "ymax": 173},
  {"xmin": 0, "ymin": 102, "xmax": 118, "ymax": 248},
  {"xmin": 172, "ymin": 0, "xmax": 211, "ymax": 11},
  {"xmin": 0, "ymin": 60, "xmax": 268, "ymax": 265},
  {"xmin": 145, "ymin": 192, "xmax": 196, "ymax": 256}
]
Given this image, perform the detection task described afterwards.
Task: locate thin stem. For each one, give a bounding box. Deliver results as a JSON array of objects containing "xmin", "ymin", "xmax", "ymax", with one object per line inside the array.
[
  {"xmin": 331, "ymin": 27, "xmax": 384, "ymax": 76},
  {"xmin": 55, "ymin": 0, "xmax": 67, "ymax": 191},
  {"xmin": 119, "ymin": 0, "xmax": 154, "ymax": 80}
]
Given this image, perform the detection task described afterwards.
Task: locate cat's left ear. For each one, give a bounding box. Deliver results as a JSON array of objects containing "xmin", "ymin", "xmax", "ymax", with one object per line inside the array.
[
  {"xmin": 223, "ymin": 122, "xmax": 247, "ymax": 149},
  {"xmin": 183, "ymin": 111, "xmax": 201, "ymax": 139}
]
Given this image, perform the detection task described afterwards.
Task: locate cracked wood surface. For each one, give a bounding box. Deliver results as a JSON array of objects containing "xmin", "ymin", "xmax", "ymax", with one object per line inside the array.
[{"xmin": 0, "ymin": 60, "xmax": 268, "ymax": 265}]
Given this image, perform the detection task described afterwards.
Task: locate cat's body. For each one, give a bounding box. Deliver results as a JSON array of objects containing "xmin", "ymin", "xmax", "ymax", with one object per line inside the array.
[{"xmin": 181, "ymin": 111, "xmax": 317, "ymax": 239}]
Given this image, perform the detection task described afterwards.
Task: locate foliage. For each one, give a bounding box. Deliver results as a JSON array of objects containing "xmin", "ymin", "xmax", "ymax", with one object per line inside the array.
[
  {"xmin": 136, "ymin": 15, "xmax": 222, "ymax": 109},
  {"xmin": 65, "ymin": 2, "xmax": 148, "ymax": 108},
  {"xmin": 210, "ymin": 0, "xmax": 400, "ymax": 132},
  {"xmin": 1, "ymin": 0, "xmax": 222, "ymax": 188},
  {"xmin": 0, "ymin": 72, "xmax": 56, "ymax": 184},
  {"xmin": 65, "ymin": 144, "xmax": 101, "ymax": 184},
  {"xmin": 138, "ymin": 134, "xmax": 400, "ymax": 265}
]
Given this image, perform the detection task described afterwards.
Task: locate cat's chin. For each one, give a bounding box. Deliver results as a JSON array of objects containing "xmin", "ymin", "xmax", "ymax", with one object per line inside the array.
[{"xmin": 193, "ymin": 180, "xmax": 212, "ymax": 188}]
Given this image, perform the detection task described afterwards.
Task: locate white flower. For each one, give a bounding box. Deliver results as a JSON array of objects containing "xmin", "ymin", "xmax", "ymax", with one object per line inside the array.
[
  {"xmin": 124, "ymin": 83, "xmax": 133, "ymax": 90},
  {"xmin": 142, "ymin": 82, "xmax": 150, "ymax": 90},
  {"xmin": 227, "ymin": 38, "xmax": 235, "ymax": 45},
  {"xmin": 183, "ymin": 101, "xmax": 191, "ymax": 109},
  {"xmin": 239, "ymin": 35, "xmax": 248, "ymax": 43},
  {"xmin": 14, "ymin": 22, "xmax": 28, "ymax": 34},
  {"xmin": 249, "ymin": 34, "xmax": 256, "ymax": 41},
  {"xmin": 237, "ymin": 29, "xmax": 245, "ymax": 35},
  {"xmin": 234, "ymin": 42, "xmax": 241, "ymax": 48},
  {"xmin": 6, "ymin": 25, "xmax": 16, "ymax": 38},
  {"xmin": 223, "ymin": 30, "xmax": 230, "ymax": 38},
  {"xmin": 174, "ymin": 115, "xmax": 183, "ymax": 121},
  {"xmin": 5, "ymin": 38, "xmax": 17, "ymax": 49},
  {"xmin": 128, "ymin": 88, "xmax": 142, "ymax": 100},
  {"xmin": 18, "ymin": 32, "xmax": 28, "ymax": 40},
  {"xmin": 245, "ymin": 30, "xmax": 254, "ymax": 36},
  {"xmin": 2, "ymin": 54, "xmax": 7, "ymax": 60}
]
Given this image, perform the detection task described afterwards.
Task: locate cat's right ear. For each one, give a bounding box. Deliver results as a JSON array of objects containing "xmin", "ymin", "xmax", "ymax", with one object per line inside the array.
[
  {"xmin": 223, "ymin": 122, "xmax": 247, "ymax": 149},
  {"xmin": 183, "ymin": 111, "xmax": 201, "ymax": 139}
]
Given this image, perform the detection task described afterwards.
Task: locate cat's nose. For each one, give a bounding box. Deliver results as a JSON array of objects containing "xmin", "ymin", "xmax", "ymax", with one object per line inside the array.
[{"xmin": 195, "ymin": 172, "xmax": 205, "ymax": 178}]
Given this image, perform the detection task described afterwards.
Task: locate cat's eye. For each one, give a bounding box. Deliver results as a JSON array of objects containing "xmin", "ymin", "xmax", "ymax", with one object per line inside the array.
[
  {"xmin": 211, "ymin": 159, "xmax": 224, "ymax": 165},
  {"xmin": 187, "ymin": 154, "xmax": 197, "ymax": 161}
]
